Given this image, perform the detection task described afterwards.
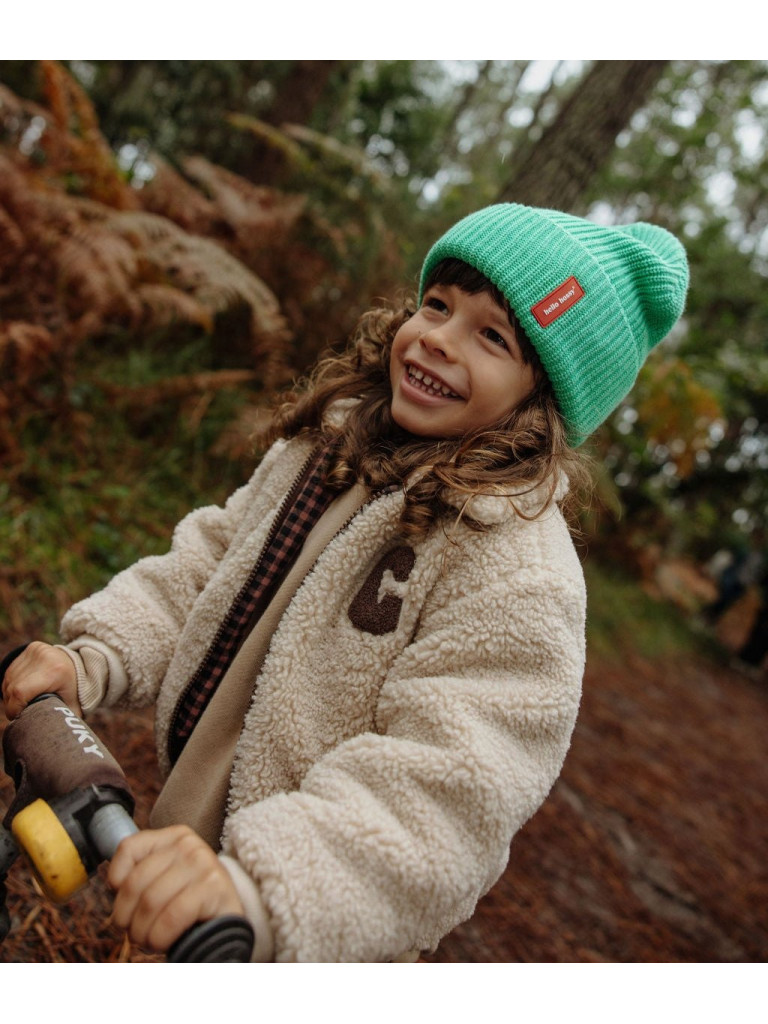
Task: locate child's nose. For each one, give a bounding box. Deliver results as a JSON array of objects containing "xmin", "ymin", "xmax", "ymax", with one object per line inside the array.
[{"xmin": 420, "ymin": 324, "xmax": 457, "ymax": 360}]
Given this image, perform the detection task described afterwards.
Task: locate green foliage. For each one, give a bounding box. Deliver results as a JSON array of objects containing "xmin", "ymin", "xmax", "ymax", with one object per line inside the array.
[
  {"xmin": 337, "ymin": 61, "xmax": 453, "ymax": 185},
  {"xmin": 585, "ymin": 60, "xmax": 768, "ymax": 553},
  {"xmin": 584, "ymin": 561, "xmax": 709, "ymax": 662},
  {"xmin": 0, "ymin": 336, "xmax": 256, "ymax": 639},
  {"xmin": 65, "ymin": 61, "xmax": 290, "ymax": 172}
]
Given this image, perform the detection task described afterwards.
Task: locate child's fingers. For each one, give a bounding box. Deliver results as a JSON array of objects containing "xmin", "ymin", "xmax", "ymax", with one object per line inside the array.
[
  {"xmin": 1, "ymin": 642, "xmax": 78, "ymax": 719},
  {"xmin": 108, "ymin": 826, "xmax": 244, "ymax": 952},
  {"xmin": 113, "ymin": 846, "xmax": 194, "ymax": 949},
  {"xmin": 107, "ymin": 826, "xmax": 180, "ymax": 889},
  {"xmin": 108, "ymin": 831, "xmax": 182, "ymax": 907},
  {"xmin": 143, "ymin": 871, "xmax": 242, "ymax": 952}
]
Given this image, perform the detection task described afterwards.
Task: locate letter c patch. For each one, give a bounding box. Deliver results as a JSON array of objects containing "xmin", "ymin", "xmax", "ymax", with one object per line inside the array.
[{"xmin": 348, "ymin": 545, "xmax": 416, "ymax": 635}]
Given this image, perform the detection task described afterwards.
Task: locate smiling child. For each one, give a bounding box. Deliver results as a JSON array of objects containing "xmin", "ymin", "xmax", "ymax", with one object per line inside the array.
[{"xmin": 2, "ymin": 203, "xmax": 689, "ymax": 962}]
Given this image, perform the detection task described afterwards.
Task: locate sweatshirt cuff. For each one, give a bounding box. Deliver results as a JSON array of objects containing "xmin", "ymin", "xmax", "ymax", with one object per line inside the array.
[
  {"xmin": 219, "ymin": 854, "xmax": 275, "ymax": 962},
  {"xmin": 57, "ymin": 636, "xmax": 128, "ymax": 713}
]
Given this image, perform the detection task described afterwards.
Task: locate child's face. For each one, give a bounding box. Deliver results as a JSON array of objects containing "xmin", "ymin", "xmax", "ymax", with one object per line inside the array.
[{"xmin": 389, "ymin": 283, "xmax": 537, "ymax": 439}]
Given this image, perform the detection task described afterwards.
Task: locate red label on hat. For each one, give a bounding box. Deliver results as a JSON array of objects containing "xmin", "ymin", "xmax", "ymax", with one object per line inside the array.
[{"xmin": 531, "ymin": 276, "xmax": 585, "ymax": 328}]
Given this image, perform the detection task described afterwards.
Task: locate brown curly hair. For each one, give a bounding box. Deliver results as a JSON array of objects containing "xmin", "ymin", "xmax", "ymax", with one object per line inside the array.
[{"xmin": 263, "ymin": 260, "xmax": 592, "ymax": 538}]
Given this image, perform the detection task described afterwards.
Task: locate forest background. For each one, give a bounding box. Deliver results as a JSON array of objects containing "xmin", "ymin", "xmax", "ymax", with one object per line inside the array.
[
  {"xmin": 1, "ymin": 59, "xmax": 766, "ymax": 636},
  {"xmin": 0, "ymin": 60, "xmax": 766, "ymax": 963}
]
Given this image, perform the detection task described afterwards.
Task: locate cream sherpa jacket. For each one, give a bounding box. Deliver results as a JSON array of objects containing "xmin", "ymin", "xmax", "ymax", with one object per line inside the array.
[{"xmin": 60, "ymin": 436, "xmax": 586, "ymax": 962}]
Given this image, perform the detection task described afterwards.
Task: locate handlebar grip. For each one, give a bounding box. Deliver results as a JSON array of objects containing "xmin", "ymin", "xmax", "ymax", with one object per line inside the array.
[
  {"xmin": 167, "ymin": 914, "xmax": 254, "ymax": 963},
  {"xmin": 88, "ymin": 807, "xmax": 255, "ymax": 962},
  {"xmin": 1, "ymin": 688, "xmax": 255, "ymax": 961}
]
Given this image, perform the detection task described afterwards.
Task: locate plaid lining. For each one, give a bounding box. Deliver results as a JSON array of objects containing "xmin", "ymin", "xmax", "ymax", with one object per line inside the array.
[{"xmin": 168, "ymin": 444, "xmax": 341, "ymax": 765}]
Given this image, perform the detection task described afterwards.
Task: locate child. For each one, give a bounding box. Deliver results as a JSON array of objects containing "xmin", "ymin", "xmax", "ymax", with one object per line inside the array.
[{"xmin": 1, "ymin": 203, "xmax": 689, "ymax": 962}]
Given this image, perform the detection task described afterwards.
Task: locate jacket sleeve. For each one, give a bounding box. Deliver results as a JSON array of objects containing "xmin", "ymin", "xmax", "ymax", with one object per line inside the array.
[
  {"xmin": 59, "ymin": 440, "xmax": 291, "ymax": 710},
  {"xmin": 221, "ymin": 545, "xmax": 586, "ymax": 962}
]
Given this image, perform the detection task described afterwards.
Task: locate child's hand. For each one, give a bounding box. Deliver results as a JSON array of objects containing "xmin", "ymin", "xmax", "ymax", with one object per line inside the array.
[
  {"xmin": 107, "ymin": 825, "xmax": 245, "ymax": 954},
  {"xmin": 1, "ymin": 641, "xmax": 80, "ymax": 719}
]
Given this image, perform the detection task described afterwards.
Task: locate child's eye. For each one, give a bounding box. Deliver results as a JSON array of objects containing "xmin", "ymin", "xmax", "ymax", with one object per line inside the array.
[
  {"xmin": 484, "ymin": 328, "xmax": 509, "ymax": 350},
  {"xmin": 424, "ymin": 296, "xmax": 448, "ymax": 313}
]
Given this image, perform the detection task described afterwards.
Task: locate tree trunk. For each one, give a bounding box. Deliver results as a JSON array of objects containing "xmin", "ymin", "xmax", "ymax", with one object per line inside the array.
[
  {"xmin": 263, "ymin": 61, "xmax": 347, "ymax": 127},
  {"xmin": 248, "ymin": 61, "xmax": 352, "ymax": 184},
  {"xmin": 497, "ymin": 61, "xmax": 669, "ymax": 211}
]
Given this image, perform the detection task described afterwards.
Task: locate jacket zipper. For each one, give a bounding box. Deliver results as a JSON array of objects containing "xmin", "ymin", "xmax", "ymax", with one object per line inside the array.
[{"xmin": 167, "ymin": 450, "xmax": 317, "ymax": 764}]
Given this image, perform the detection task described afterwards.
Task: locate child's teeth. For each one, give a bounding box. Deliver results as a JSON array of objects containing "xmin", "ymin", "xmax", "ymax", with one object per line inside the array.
[{"xmin": 407, "ymin": 365, "xmax": 457, "ymax": 398}]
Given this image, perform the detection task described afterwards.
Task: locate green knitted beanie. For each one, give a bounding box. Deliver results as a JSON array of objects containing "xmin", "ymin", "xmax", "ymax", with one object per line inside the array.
[{"xmin": 419, "ymin": 203, "xmax": 690, "ymax": 445}]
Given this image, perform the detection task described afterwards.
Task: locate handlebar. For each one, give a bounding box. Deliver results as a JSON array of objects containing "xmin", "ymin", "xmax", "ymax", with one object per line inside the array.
[{"xmin": 1, "ymin": 693, "xmax": 254, "ymax": 962}]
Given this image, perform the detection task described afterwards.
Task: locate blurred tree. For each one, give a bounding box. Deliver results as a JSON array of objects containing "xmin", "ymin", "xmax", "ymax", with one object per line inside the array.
[
  {"xmin": 583, "ymin": 60, "xmax": 768, "ymax": 557},
  {"xmin": 0, "ymin": 61, "xmax": 355, "ymax": 183},
  {"xmin": 497, "ymin": 61, "xmax": 668, "ymax": 209}
]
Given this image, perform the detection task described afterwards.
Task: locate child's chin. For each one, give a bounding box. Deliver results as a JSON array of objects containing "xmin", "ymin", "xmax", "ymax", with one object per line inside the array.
[{"xmin": 391, "ymin": 408, "xmax": 459, "ymax": 440}]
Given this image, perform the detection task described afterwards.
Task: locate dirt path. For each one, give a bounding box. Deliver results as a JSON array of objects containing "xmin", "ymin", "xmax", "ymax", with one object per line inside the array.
[
  {"xmin": 426, "ymin": 649, "xmax": 768, "ymax": 962},
  {"xmin": 2, "ymin": 646, "xmax": 766, "ymax": 962}
]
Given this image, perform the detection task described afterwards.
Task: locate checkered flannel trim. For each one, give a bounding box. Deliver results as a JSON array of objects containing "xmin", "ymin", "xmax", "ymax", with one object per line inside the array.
[{"xmin": 168, "ymin": 444, "xmax": 340, "ymax": 764}]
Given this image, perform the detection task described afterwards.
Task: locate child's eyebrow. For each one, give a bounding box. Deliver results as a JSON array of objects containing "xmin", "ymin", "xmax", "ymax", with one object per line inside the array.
[
  {"xmin": 489, "ymin": 307, "xmax": 511, "ymax": 326},
  {"xmin": 485, "ymin": 304, "xmax": 516, "ymax": 333},
  {"xmin": 425, "ymin": 281, "xmax": 516, "ymax": 333}
]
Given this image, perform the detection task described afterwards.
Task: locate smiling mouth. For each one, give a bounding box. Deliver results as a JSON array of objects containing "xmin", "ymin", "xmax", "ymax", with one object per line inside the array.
[{"xmin": 406, "ymin": 364, "xmax": 461, "ymax": 399}]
